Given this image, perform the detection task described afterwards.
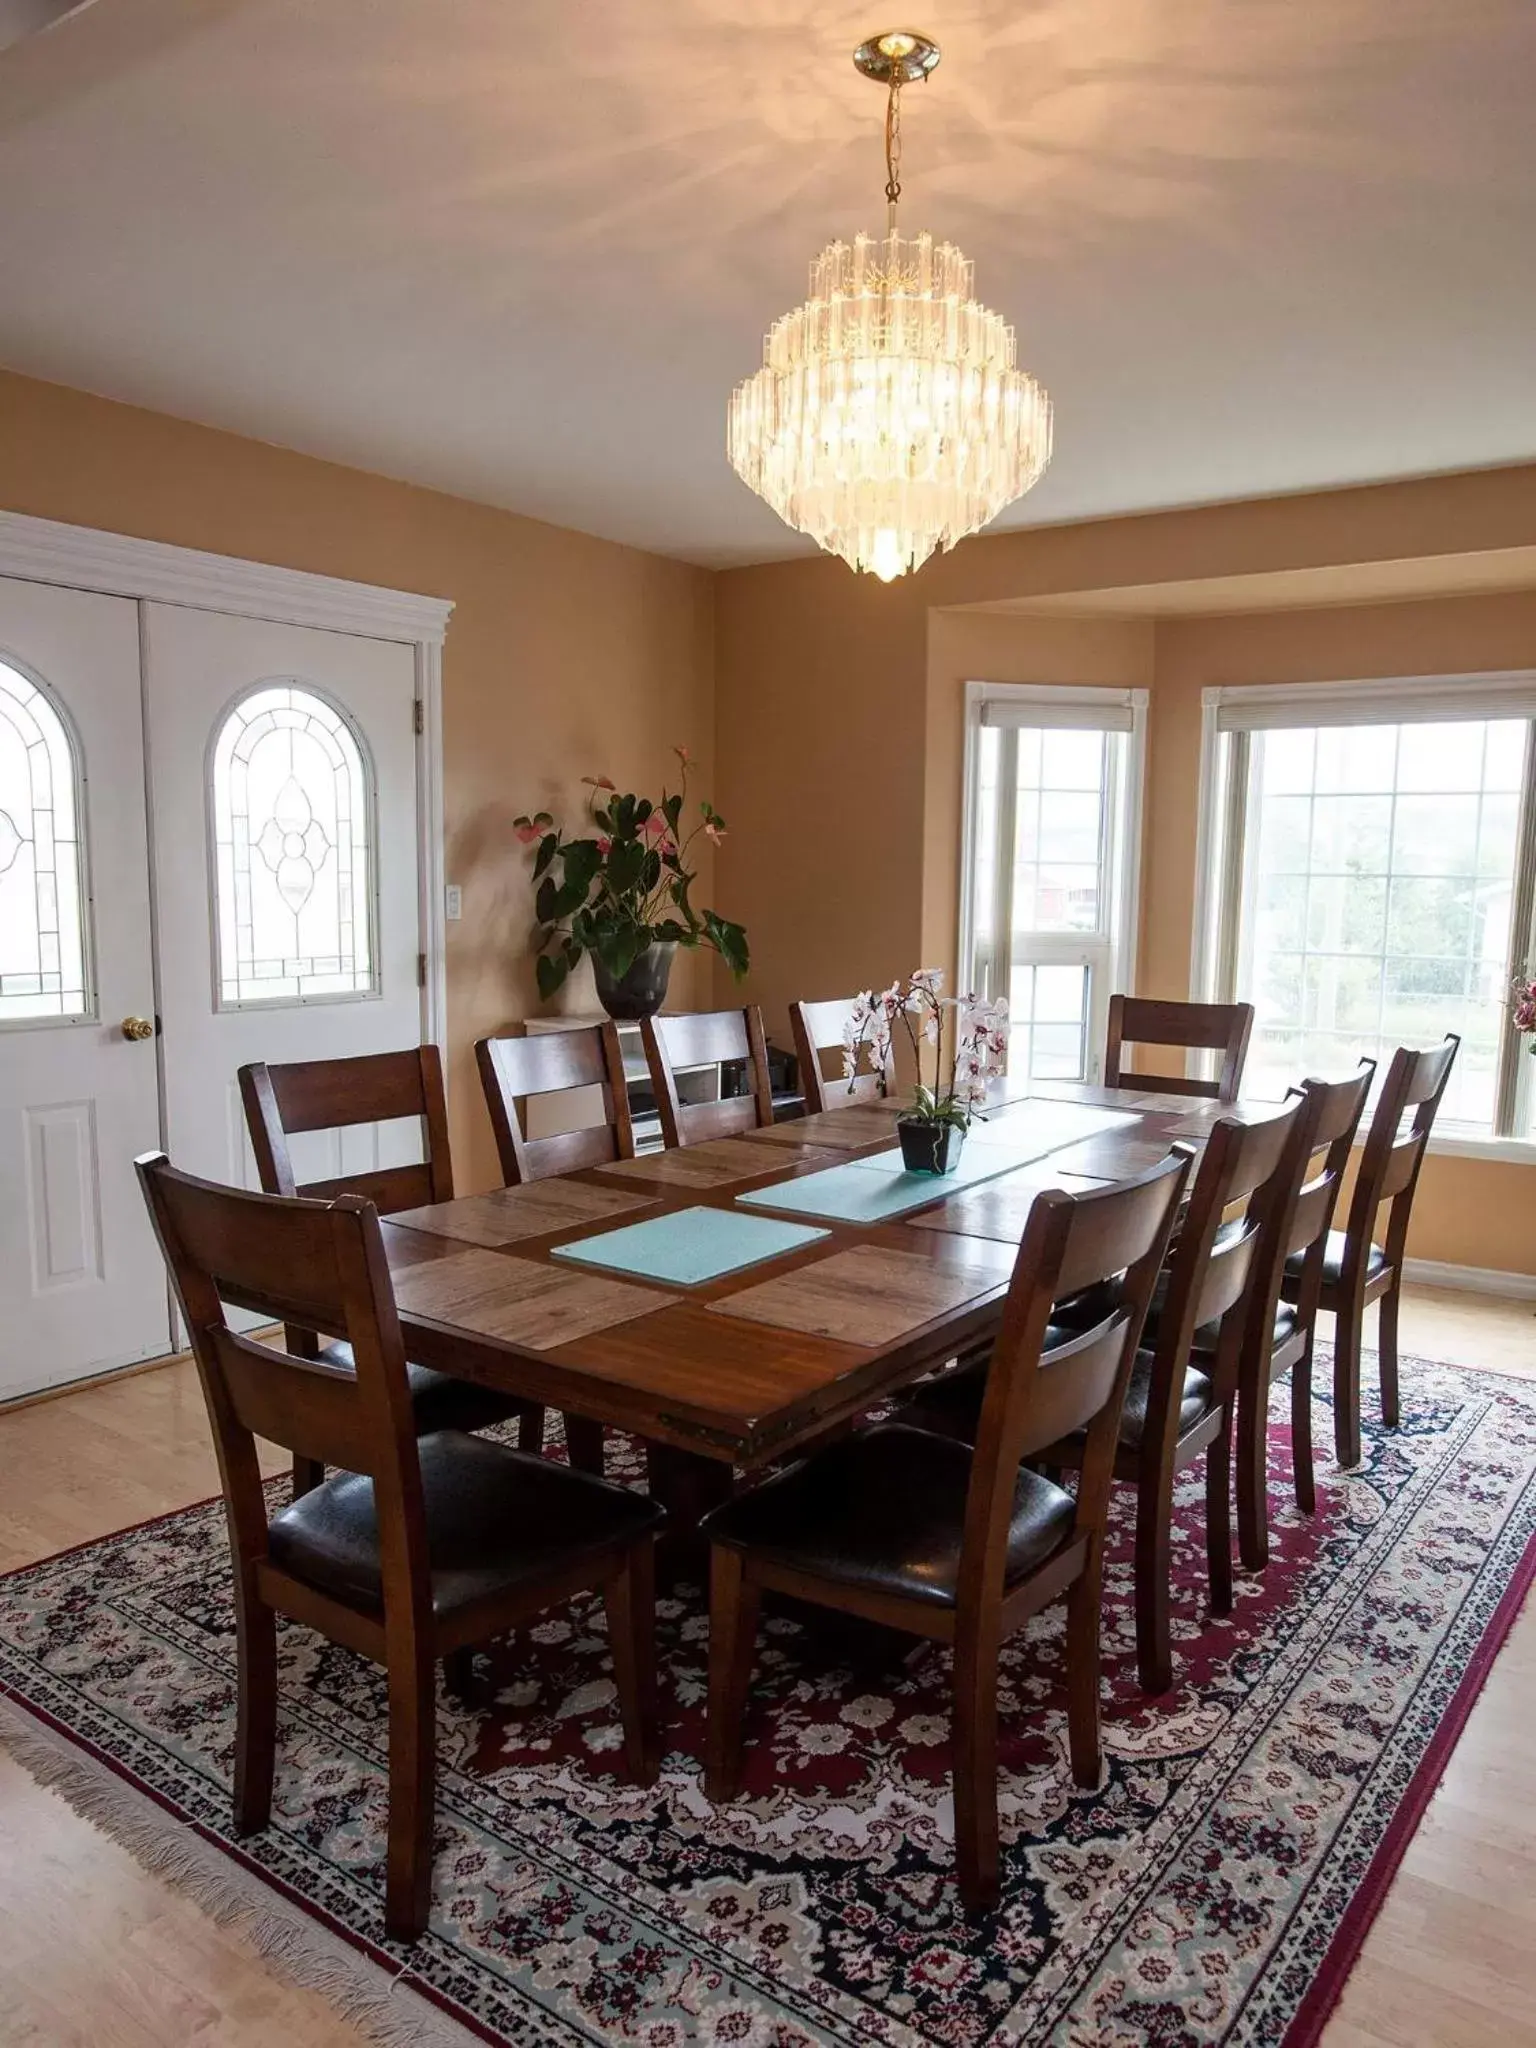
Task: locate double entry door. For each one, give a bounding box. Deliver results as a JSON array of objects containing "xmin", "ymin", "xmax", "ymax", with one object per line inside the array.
[{"xmin": 0, "ymin": 575, "xmax": 425, "ymax": 1403}]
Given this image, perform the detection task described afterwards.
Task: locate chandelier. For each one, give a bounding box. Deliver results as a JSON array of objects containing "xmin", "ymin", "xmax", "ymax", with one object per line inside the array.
[{"xmin": 727, "ymin": 29, "xmax": 1053, "ymax": 582}]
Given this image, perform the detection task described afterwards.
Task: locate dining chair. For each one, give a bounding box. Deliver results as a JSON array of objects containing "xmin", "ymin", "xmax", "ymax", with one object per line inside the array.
[
  {"xmin": 135, "ymin": 1153, "xmax": 663, "ymax": 1943},
  {"xmin": 789, "ymin": 996, "xmax": 892, "ymax": 1113},
  {"xmin": 239, "ymin": 1047, "xmax": 541, "ymax": 1495},
  {"xmin": 1103, "ymin": 995, "xmax": 1255, "ymax": 1102},
  {"xmin": 473, "ymin": 1023, "xmax": 633, "ymax": 1475},
  {"xmin": 701, "ymin": 1150, "xmax": 1190, "ymax": 1911},
  {"xmin": 908, "ymin": 1101, "xmax": 1302, "ymax": 1694},
  {"xmin": 1279, "ymin": 1034, "xmax": 1459, "ymax": 1468},
  {"xmin": 641, "ymin": 1006, "xmax": 774, "ymax": 1146},
  {"xmin": 1232, "ymin": 1061, "xmax": 1375, "ymax": 1571}
]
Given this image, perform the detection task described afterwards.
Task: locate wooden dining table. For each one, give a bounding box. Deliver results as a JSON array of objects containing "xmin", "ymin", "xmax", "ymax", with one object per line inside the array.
[{"xmin": 378, "ymin": 1077, "xmax": 1260, "ymax": 1562}]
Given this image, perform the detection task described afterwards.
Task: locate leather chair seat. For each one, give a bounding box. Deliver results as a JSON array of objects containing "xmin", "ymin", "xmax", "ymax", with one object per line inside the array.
[
  {"xmin": 1282, "ymin": 1231, "xmax": 1388, "ymax": 1293},
  {"xmin": 701, "ymin": 1423, "xmax": 1076, "ymax": 1612},
  {"xmin": 1119, "ymin": 1353, "xmax": 1213, "ymax": 1448},
  {"xmin": 267, "ymin": 1430, "xmax": 662, "ymax": 1622},
  {"xmin": 902, "ymin": 1323, "xmax": 1074, "ymax": 1441},
  {"xmin": 316, "ymin": 1338, "xmax": 529, "ymax": 1437}
]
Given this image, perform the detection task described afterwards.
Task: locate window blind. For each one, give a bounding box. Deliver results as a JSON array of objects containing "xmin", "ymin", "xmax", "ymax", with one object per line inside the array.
[{"xmin": 1208, "ymin": 674, "xmax": 1536, "ymax": 732}]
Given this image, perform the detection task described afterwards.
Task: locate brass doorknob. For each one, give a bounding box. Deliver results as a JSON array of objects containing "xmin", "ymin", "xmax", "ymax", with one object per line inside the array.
[{"xmin": 121, "ymin": 1016, "xmax": 155, "ymax": 1041}]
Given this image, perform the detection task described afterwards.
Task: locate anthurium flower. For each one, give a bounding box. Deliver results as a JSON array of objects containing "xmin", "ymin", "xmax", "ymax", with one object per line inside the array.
[
  {"xmin": 582, "ymin": 774, "xmax": 617, "ymax": 791},
  {"xmin": 513, "ymin": 820, "xmax": 544, "ymax": 845}
]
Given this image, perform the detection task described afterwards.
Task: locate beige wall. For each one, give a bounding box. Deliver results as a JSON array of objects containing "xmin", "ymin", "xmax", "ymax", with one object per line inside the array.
[
  {"xmin": 717, "ymin": 473, "xmax": 1536, "ymax": 1276},
  {"xmin": 0, "ymin": 371, "xmax": 716, "ymax": 1192}
]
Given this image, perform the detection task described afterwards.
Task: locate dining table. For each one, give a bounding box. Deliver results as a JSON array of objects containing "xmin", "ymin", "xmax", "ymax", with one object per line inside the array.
[{"xmin": 378, "ymin": 1076, "xmax": 1264, "ymax": 1566}]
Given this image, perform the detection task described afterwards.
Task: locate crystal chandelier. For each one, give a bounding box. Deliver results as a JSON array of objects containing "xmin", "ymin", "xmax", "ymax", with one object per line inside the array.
[{"xmin": 728, "ymin": 29, "xmax": 1053, "ymax": 582}]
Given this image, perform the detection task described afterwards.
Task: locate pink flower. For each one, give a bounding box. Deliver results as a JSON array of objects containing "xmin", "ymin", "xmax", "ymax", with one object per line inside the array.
[
  {"xmin": 641, "ymin": 812, "xmax": 670, "ymax": 841},
  {"xmin": 704, "ymin": 820, "xmax": 726, "ymax": 845},
  {"xmin": 596, "ymin": 835, "xmax": 613, "ymax": 856},
  {"xmin": 673, "ymin": 744, "xmax": 691, "ymax": 768},
  {"xmin": 514, "ymin": 821, "xmax": 543, "ymax": 845},
  {"xmin": 581, "ymin": 774, "xmax": 617, "ymax": 792}
]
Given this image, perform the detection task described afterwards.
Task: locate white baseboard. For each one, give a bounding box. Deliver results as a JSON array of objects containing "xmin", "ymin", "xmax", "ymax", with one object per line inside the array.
[{"xmin": 1402, "ymin": 1257, "xmax": 1536, "ymax": 1302}]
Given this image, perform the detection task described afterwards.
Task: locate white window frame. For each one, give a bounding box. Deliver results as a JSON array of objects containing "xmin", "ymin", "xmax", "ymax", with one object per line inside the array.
[
  {"xmin": 959, "ymin": 680, "xmax": 1147, "ymax": 1082},
  {"xmin": 1190, "ymin": 672, "xmax": 1536, "ymax": 1164}
]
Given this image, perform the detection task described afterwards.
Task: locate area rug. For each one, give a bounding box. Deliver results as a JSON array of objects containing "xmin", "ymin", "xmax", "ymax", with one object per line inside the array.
[{"xmin": 1, "ymin": 1353, "xmax": 1533, "ymax": 2048}]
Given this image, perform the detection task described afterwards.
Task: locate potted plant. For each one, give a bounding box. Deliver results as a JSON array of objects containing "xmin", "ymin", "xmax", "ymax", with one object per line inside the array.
[
  {"xmin": 843, "ymin": 971, "xmax": 1010, "ymax": 1174},
  {"xmin": 1513, "ymin": 969, "xmax": 1536, "ymax": 1054},
  {"xmin": 514, "ymin": 747, "xmax": 749, "ymax": 1020}
]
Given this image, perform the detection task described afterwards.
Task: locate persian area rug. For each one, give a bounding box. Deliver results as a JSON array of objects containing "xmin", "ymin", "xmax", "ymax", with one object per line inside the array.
[{"xmin": 1, "ymin": 1354, "xmax": 1533, "ymax": 2048}]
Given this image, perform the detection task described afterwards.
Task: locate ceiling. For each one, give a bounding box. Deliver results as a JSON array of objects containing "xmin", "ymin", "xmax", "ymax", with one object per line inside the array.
[{"xmin": 1, "ymin": 0, "xmax": 1533, "ymax": 569}]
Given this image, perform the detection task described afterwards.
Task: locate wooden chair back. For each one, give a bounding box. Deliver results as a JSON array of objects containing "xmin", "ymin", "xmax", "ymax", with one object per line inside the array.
[
  {"xmin": 1339, "ymin": 1034, "xmax": 1460, "ymax": 1288},
  {"xmin": 1146, "ymin": 1100, "xmax": 1305, "ymax": 1426},
  {"xmin": 642, "ymin": 1007, "xmax": 773, "ymax": 1147},
  {"xmin": 476, "ymin": 1024, "xmax": 634, "ymax": 1185},
  {"xmin": 789, "ymin": 997, "xmax": 891, "ymax": 1113},
  {"xmin": 957, "ymin": 1150, "xmax": 1192, "ymax": 1610},
  {"xmin": 239, "ymin": 1047, "xmax": 452, "ymax": 1215},
  {"xmin": 1104, "ymin": 995, "xmax": 1255, "ymax": 1102},
  {"xmin": 134, "ymin": 1153, "xmax": 427, "ymax": 1600},
  {"xmin": 1264, "ymin": 1061, "xmax": 1377, "ymax": 1340}
]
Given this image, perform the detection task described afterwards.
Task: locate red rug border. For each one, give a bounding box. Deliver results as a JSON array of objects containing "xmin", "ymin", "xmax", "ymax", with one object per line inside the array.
[{"xmin": 1280, "ymin": 1516, "xmax": 1536, "ymax": 2047}]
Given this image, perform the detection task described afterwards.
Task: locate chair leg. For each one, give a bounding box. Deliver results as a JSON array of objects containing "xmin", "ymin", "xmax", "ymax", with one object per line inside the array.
[
  {"xmin": 233, "ymin": 1595, "xmax": 277, "ymax": 1836},
  {"xmin": 1291, "ymin": 1336, "xmax": 1316, "ymax": 1516},
  {"xmin": 564, "ymin": 1414, "xmax": 606, "ymax": 1477},
  {"xmin": 1333, "ymin": 1301, "xmax": 1364, "ymax": 1469},
  {"xmin": 704, "ymin": 1545, "xmax": 759, "ymax": 1802},
  {"xmin": 1064, "ymin": 1566, "xmax": 1103, "ymax": 1790},
  {"xmin": 384, "ymin": 1648, "xmax": 436, "ymax": 1945},
  {"xmin": 953, "ymin": 1613, "xmax": 1001, "ymax": 1911},
  {"xmin": 1206, "ymin": 1415, "xmax": 1235, "ymax": 1613},
  {"xmin": 1236, "ymin": 1370, "xmax": 1270, "ymax": 1574},
  {"xmin": 1378, "ymin": 1280, "xmax": 1402, "ymax": 1430},
  {"xmin": 517, "ymin": 1404, "xmax": 545, "ymax": 1455},
  {"xmin": 292, "ymin": 1454, "xmax": 324, "ymax": 1501},
  {"xmin": 604, "ymin": 1539, "xmax": 660, "ymax": 1786},
  {"xmin": 1134, "ymin": 1466, "xmax": 1175, "ymax": 1696}
]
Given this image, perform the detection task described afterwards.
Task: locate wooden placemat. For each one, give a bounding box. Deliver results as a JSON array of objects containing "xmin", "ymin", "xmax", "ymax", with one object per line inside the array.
[
  {"xmin": 709, "ymin": 1243, "xmax": 1002, "ymax": 1348},
  {"xmin": 1043, "ymin": 1133, "xmax": 1185, "ymax": 1179},
  {"xmin": 747, "ymin": 1107, "xmax": 903, "ymax": 1150},
  {"xmin": 906, "ymin": 1168, "xmax": 1110, "ymax": 1243},
  {"xmin": 594, "ymin": 1136, "xmax": 835, "ymax": 1188},
  {"xmin": 393, "ymin": 1246, "xmax": 676, "ymax": 1349},
  {"xmin": 390, "ymin": 1181, "xmax": 658, "ymax": 1249}
]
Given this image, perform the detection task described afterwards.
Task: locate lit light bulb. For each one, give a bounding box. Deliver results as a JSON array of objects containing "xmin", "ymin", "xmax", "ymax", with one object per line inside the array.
[{"xmin": 869, "ymin": 529, "xmax": 906, "ymax": 581}]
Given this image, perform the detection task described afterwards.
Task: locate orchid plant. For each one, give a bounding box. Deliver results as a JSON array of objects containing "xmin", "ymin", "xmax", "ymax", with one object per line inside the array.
[
  {"xmin": 514, "ymin": 747, "xmax": 749, "ymax": 1000},
  {"xmin": 1513, "ymin": 969, "xmax": 1536, "ymax": 1055},
  {"xmin": 843, "ymin": 970, "xmax": 1010, "ymax": 1130}
]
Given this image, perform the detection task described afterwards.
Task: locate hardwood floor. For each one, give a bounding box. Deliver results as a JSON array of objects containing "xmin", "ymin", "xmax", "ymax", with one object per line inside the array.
[{"xmin": 0, "ymin": 1286, "xmax": 1530, "ymax": 2047}]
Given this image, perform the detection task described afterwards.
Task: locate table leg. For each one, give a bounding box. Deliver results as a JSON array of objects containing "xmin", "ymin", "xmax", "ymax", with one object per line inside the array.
[{"xmin": 644, "ymin": 1441, "xmax": 734, "ymax": 1588}]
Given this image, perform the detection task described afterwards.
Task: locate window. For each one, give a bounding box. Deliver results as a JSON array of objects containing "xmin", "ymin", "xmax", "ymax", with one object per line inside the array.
[
  {"xmin": 211, "ymin": 681, "xmax": 376, "ymax": 1007},
  {"xmin": 1194, "ymin": 677, "xmax": 1536, "ymax": 1143},
  {"xmin": 0, "ymin": 660, "xmax": 90, "ymax": 1024},
  {"xmin": 961, "ymin": 683, "xmax": 1146, "ymax": 1083}
]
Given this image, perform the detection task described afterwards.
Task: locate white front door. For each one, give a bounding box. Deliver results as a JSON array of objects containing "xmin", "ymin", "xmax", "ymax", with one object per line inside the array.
[
  {"xmin": 143, "ymin": 605, "xmax": 424, "ymax": 1196},
  {"xmin": 0, "ymin": 578, "xmax": 171, "ymax": 1398}
]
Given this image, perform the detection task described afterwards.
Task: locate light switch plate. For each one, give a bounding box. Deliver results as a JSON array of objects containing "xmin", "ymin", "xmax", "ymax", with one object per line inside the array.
[{"xmin": 444, "ymin": 884, "xmax": 463, "ymax": 920}]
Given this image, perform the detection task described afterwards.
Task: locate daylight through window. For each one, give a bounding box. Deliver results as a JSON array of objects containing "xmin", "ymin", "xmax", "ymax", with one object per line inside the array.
[{"xmin": 0, "ymin": 661, "xmax": 90, "ymax": 1024}]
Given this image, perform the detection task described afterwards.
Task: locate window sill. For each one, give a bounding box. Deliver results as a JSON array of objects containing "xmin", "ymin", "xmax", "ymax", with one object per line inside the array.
[{"xmin": 1425, "ymin": 1133, "xmax": 1536, "ymax": 1167}]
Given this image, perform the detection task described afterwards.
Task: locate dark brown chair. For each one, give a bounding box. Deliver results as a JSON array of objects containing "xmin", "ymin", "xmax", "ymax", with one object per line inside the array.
[
  {"xmin": 641, "ymin": 1007, "xmax": 773, "ymax": 1147},
  {"xmin": 789, "ymin": 997, "xmax": 891, "ymax": 1113},
  {"xmin": 135, "ymin": 1153, "xmax": 663, "ymax": 1943},
  {"xmin": 239, "ymin": 1048, "xmax": 539, "ymax": 1495},
  {"xmin": 1104, "ymin": 995, "xmax": 1255, "ymax": 1103},
  {"xmin": 473, "ymin": 1023, "xmax": 635, "ymax": 1476},
  {"xmin": 1279, "ymin": 1034, "xmax": 1459, "ymax": 1468},
  {"xmin": 909, "ymin": 1101, "xmax": 1303, "ymax": 1695},
  {"xmin": 1232, "ymin": 1062, "xmax": 1374, "ymax": 1571},
  {"xmin": 701, "ymin": 1151, "xmax": 1190, "ymax": 1911},
  {"xmin": 475, "ymin": 1022, "xmax": 635, "ymax": 1186}
]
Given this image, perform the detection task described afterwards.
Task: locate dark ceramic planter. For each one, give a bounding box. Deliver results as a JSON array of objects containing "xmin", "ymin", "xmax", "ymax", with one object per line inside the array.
[
  {"xmin": 896, "ymin": 1116, "xmax": 966, "ymax": 1176},
  {"xmin": 592, "ymin": 941, "xmax": 677, "ymax": 1022}
]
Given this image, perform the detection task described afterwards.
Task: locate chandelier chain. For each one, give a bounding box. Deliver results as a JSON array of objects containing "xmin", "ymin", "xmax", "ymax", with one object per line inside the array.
[{"xmin": 884, "ymin": 77, "xmax": 902, "ymax": 226}]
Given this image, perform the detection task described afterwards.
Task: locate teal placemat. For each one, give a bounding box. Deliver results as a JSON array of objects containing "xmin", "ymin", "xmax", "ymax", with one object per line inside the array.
[
  {"xmin": 738, "ymin": 1152, "xmax": 1020, "ymax": 1224},
  {"xmin": 550, "ymin": 1205, "xmax": 830, "ymax": 1287}
]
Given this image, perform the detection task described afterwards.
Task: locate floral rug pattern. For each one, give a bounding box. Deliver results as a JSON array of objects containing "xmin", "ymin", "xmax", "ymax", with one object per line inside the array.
[{"xmin": 1, "ymin": 1355, "xmax": 1533, "ymax": 2047}]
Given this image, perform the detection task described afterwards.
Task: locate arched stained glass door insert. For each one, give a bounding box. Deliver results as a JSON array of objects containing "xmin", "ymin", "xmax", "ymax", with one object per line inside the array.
[
  {"xmin": 211, "ymin": 680, "xmax": 376, "ymax": 1006},
  {"xmin": 0, "ymin": 659, "xmax": 91, "ymax": 1023}
]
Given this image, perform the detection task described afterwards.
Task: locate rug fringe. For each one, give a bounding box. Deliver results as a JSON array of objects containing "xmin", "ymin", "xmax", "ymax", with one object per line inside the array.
[{"xmin": 0, "ymin": 1696, "xmax": 481, "ymax": 2048}]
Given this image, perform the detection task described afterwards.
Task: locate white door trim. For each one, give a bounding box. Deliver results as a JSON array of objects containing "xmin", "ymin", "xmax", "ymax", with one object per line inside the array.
[{"xmin": 0, "ymin": 510, "xmax": 452, "ymax": 1054}]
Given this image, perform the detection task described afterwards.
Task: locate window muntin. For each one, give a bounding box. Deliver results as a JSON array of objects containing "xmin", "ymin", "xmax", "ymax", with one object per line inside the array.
[
  {"xmin": 0, "ymin": 660, "xmax": 90, "ymax": 1024},
  {"xmin": 1205, "ymin": 700, "xmax": 1536, "ymax": 1141},
  {"xmin": 963, "ymin": 689, "xmax": 1142, "ymax": 1087},
  {"xmin": 211, "ymin": 682, "xmax": 376, "ymax": 1007}
]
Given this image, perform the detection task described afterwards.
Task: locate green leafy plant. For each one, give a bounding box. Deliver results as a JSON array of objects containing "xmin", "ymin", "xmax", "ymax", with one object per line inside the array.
[{"xmin": 514, "ymin": 746, "xmax": 749, "ymax": 1001}]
